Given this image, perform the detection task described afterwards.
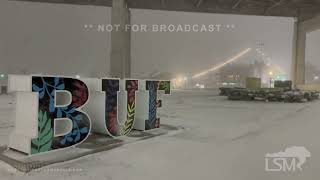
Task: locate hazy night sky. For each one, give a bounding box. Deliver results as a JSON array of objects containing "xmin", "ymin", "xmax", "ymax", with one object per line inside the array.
[
  {"xmin": 131, "ymin": 9, "xmax": 294, "ymax": 78},
  {"xmin": 0, "ymin": 1, "xmax": 313, "ymax": 79},
  {"xmin": 0, "ymin": 1, "xmax": 112, "ymax": 77},
  {"xmin": 306, "ymin": 29, "xmax": 320, "ymax": 69}
]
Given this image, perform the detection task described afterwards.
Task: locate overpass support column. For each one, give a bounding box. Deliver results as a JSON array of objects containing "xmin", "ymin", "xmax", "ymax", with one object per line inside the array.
[
  {"xmin": 294, "ymin": 19, "xmax": 306, "ymax": 86},
  {"xmin": 294, "ymin": 15, "xmax": 320, "ymax": 87},
  {"xmin": 110, "ymin": 0, "xmax": 131, "ymax": 78}
]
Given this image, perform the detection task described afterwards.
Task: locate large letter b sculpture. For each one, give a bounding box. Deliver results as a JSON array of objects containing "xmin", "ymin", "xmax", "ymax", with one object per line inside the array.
[{"xmin": 31, "ymin": 77, "xmax": 91, "ymax": 154}]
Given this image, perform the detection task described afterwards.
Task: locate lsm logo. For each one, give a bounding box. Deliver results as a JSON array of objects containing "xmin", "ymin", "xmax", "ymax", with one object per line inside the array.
[{"xmin": 265, "ymin": 146, "xmax": 311, "ymax": 172}]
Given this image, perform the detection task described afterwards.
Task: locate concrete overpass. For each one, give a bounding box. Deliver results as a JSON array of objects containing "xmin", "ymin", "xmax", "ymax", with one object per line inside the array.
[{"xmin": 11, "ymin": 0, "xmax": 320, "ymax": 87}]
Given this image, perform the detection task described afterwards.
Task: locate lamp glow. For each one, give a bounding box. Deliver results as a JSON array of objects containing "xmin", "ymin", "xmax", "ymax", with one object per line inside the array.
[{"xmin": 192, "ymin": 48, "xmax": 252, "ymax": 79}]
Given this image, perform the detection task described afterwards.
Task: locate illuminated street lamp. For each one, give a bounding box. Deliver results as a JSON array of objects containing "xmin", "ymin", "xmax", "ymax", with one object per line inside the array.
[
  {"xmin": 269, "ymin": 71, "xmax": 273, "ymax": 88},
  {"xmin": 173, "ymin": 76, "xmax": 188, "ymax": 89},
  {"xmin": 269, "ymin": 71, "xmax": 273, "ymax": 76},
  {"xmin": 177, "ymin": 77, "xmax": 183, "ymax": 84}
]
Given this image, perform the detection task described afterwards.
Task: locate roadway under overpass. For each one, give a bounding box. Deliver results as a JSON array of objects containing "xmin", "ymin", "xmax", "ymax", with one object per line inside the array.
[{"xmin": 11, "ymin": 0, "xmax": 320, "ymax": 87}]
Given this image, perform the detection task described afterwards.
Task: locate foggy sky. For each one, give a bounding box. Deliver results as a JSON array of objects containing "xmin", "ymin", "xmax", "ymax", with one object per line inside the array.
[
  {"xmin": 131, "ymin": 9, "xmax": 294, "ymax": 78},
  {"xmin": 306, "ymin": 29, "xmax": 320, "ymax": 69},
  {"xmin": 0, "ymin": 1, "xmax": 111, "ymax": 77},
  {"xmin": 0, "ymin": 1, "xmax": 307, "ymax": 79}
]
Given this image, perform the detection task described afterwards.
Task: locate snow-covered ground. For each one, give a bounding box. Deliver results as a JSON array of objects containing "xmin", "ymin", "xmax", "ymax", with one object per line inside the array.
[{"xmin": 0, "ymin": 90, "xmax": 320, "ymax": 180}]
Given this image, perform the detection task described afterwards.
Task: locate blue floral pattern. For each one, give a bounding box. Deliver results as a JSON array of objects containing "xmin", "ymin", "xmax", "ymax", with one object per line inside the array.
[{"xmin": 31, "ymin": 76, "xmax": 90, "ymax": 154}]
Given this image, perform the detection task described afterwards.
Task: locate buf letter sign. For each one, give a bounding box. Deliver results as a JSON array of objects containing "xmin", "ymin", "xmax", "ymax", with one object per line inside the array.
[{"xmin": 7, "ymin": 75, "xmax": 170, "ymax": 155}]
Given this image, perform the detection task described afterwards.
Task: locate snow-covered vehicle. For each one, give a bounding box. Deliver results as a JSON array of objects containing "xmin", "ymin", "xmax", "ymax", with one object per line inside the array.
[{"xmin": 221, "ymin": 87, "xmax": 319, "ymax": 103}]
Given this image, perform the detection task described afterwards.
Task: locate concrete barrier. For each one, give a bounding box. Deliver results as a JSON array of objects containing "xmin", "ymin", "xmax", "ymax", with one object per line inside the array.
[
  {"xmin": 297, "ymin": 84, "xmax": 320, "ymax": 91},
  {"xmin": 0, "ymin": 86, "xmax": 7, "ymax": 94}
]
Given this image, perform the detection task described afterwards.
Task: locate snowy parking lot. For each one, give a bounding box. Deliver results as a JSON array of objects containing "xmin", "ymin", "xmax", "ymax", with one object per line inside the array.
[{"xmin": 0, "ymin": 90, "xmax": 319, "ymax": 180}]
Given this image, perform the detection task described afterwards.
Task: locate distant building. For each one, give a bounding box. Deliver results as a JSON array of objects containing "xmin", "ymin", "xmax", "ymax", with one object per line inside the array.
[
  {"xmin": 0, "ymin": 77, "xmax": 8, "ymax": 94},
  {"xmin": 305, "ymin": 62, "xmax": 320, "ymax": 84},
  {"xmin": 217, "ymin": 60, "xmax": 267, "ymax": 87},
  {"xmin": 193, "ymin": 60, "xmax": 269, "ymax": 88}
]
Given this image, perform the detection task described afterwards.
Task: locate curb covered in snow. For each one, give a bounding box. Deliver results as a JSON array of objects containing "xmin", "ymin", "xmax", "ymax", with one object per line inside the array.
[{"xmin": 0, "ymin": 124, "xmax": 184, "ymax": 173}]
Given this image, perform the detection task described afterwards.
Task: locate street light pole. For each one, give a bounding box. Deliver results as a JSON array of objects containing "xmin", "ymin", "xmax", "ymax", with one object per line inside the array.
[{"xmin": 269, "ymin": 71, "xmax": 273, "ymax": 88}]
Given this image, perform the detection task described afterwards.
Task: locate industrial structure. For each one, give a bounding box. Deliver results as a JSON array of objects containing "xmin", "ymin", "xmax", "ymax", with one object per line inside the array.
[{"xmin": 12, "ymin": 0, "xmax": 320, "ymax": 88}]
